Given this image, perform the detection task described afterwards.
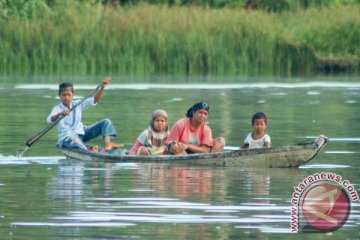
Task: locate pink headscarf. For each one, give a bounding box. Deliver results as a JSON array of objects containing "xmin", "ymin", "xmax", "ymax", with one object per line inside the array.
[{"xmin": 150, "ymin": 109, "xmax": 169, "ymax": 132}]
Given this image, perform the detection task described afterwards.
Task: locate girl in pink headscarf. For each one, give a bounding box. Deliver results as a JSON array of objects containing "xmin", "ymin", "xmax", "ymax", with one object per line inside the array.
[{"xmin": 130, "ymin": 109, "xmax": 170, "ymax": 155}]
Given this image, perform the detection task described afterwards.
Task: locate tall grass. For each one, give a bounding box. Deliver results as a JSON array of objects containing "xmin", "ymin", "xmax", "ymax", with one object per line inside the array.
[
  {"xmin": 0, "ymin": 3, "xmax": 359, "ymax": 77},
  {"xmin": 279, "ymin": 6, "xmax": 360, "ymax": 70}
]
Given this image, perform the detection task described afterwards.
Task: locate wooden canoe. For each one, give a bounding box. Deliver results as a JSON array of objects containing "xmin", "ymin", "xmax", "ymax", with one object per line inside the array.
[{"xmin": 61, "ymin": 135, "xmax": 328, "ymax": 168}]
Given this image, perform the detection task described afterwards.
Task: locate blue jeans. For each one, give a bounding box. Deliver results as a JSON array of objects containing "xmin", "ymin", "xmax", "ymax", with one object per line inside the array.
[{"xmin": 61, "ymin": 119, "xmax": 117, "ymax": 150}]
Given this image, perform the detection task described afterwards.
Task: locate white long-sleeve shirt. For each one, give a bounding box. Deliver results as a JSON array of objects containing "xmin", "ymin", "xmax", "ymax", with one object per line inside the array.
[{"xmin": 47, "ymin": 98, "xmax": 96, "ymax": 144}]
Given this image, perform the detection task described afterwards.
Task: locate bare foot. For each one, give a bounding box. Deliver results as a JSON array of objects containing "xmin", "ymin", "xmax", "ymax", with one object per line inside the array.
[
  {"xmin": 88, "ymin": 145, "xmax": 99, "ymax": 153},
  {"xmin": 104, "ymin": 143, "xmax": 124, "ymax": 151}
]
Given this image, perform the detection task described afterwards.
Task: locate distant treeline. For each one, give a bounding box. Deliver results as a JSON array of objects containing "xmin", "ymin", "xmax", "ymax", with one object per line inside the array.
[
  {"xmin": 2, "ymin": 0, "xmax": 360, "ymax": 15},
  {"xmin": 2, "ymin": 0, "xmax": 360, "ymax": 12},
  {"xmin": 104, "ymin": 0, "xmax": 360, "ymax": 11},
  {"xmin": 0, "ymin": 0, "xmax": 359, "ymax": 76}
]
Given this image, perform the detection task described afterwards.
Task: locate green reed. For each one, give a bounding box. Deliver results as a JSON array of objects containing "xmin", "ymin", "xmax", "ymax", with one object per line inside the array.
[{"xmin": 0, "ymin": 3, "xmax": 359, "ymax": 76}]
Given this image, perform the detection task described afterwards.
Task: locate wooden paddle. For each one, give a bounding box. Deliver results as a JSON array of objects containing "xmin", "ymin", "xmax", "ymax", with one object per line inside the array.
[{"xmin": 25, "ymin": 84, "xmax": 102, "ymax": 147}]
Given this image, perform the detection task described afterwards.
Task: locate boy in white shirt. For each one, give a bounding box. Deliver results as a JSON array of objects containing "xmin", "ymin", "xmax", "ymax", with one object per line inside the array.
[
  {"xmin": 47, "ymin": 77, "xmax": 122, "ymax": 152},
  {"xmin": 241, "ymin": 112, "xmax": 271, "ymax": 149}
]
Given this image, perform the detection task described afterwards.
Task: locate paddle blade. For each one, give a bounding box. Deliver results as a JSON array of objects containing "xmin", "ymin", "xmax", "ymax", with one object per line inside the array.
[{"xmin": 25, "ymin": 135, "xmax": 40, "ymax": 147}]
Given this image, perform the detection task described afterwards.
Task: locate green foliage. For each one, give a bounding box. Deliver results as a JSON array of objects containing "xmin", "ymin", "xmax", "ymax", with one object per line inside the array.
[
  {"xmin": 207, "ymin": 0, "xmax": 246, "ymax": 8},
  {"xmin": 0, "ymin": 0, "xmax": 52, "ymax": 19},
  {"xmin": 257, "ymin": 0, "xmax": 289, "ymax": 12}
]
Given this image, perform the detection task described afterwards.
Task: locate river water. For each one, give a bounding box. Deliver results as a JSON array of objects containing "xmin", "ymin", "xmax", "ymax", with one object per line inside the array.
[{"xmin": 0, "ymin": 76, "xmax": 359, "ymax": 239}]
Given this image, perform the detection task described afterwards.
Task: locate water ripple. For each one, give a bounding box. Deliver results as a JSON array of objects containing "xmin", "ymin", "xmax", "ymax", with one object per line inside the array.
[
  {"xmin": 12, "ymin": 222, "xmax": 135, "ymax": 227},
  {"xmin": 0, "ymin": 155, "xmax": 64, "ymax": 164},
  {"xmin": 300, "ymin": 164, "xmax": 350, "ymax": 169}
]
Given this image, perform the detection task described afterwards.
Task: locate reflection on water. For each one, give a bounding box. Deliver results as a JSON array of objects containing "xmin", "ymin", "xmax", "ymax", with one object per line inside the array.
[
  {"xmin": 0, "ymin": 79, "xmax": 360, "ymax": 239},
  {"xmin": 0, "ymin": 156, "xmax": 359, "ymax": 239},
  {"xmin": 10, "ymin": 161, "xmax": 290, "ymax": 236},
  {"xmin": 5, "ymin": 160, "xmax": 359, "ymax": 239},
  {"xmin": 53, "ymin": 162, "xmax": 85, "ymax": 205}
]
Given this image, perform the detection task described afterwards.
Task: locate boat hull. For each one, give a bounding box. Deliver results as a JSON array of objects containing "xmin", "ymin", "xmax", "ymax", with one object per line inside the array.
[{"xmin": 62, "ymin": 136, "xmax": 328, "ymax": 168}]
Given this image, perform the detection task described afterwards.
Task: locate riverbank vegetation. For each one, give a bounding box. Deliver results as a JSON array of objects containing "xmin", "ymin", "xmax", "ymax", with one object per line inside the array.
[{"xmin": 0, "ymin": 0, "xmax": 359, "ymax": 76}]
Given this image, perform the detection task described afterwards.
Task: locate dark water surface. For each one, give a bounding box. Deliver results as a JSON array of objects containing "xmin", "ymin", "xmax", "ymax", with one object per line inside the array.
[{"xmin": 0, "ymin": 76, "xmax": 359, "ymax": 239}]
